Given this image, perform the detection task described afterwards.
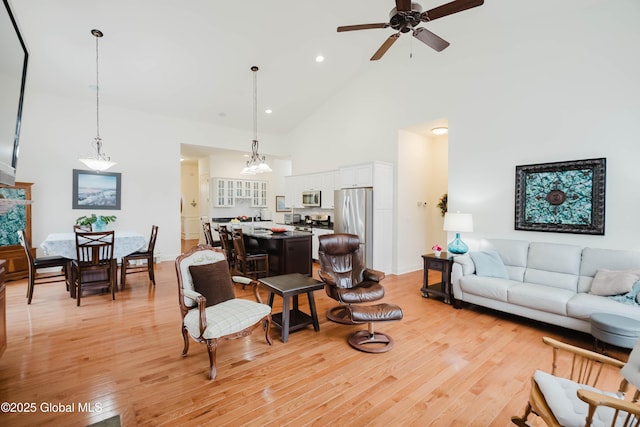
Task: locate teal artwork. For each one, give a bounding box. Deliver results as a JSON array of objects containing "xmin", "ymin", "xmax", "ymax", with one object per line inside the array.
[
  {"xmin": 515, "ymin": 158, "xmax": 606, "ymax": 235},
  {"xmin": 524, "ymin": 169, "xmax": 593, "ymax": 225},
  {"xmin": 0, "ymin": 187, "xmax": 27, "ymax": 246}
]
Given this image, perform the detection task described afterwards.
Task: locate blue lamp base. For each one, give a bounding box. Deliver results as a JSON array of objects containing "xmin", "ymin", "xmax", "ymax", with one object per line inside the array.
[{"xmin": 447, "ymin": 232, "xmax": 469, "ymax": 254}]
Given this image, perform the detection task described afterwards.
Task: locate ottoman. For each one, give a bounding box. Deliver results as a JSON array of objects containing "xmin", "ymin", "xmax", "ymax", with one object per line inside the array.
[{"xmin": 590, "ymin": 313, "xmax": 640, "ymax": 350}]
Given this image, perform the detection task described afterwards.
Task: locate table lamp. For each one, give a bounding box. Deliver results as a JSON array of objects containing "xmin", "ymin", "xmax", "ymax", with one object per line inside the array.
[{"xmin": 443, "ymin": 212, "xmax": 474, "ymax": 254}]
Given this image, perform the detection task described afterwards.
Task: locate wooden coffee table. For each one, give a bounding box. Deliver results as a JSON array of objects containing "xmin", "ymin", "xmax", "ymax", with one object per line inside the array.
[{"xmin": 259, "ymin": 273, "xmax": 324, "ymax": 342}]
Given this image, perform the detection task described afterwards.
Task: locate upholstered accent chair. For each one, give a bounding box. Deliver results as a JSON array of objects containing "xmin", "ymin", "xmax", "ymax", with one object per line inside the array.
[
  {"xmin": 175, "ymin": 245, "xmax": 272, "ymax": 380},
  {"xmin": 512, "ymin": 336, "xmax": 640, "ymax": 427}
]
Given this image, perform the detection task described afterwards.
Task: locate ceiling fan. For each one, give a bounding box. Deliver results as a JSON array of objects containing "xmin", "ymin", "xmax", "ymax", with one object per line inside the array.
[{"xmin": 338, "ymin": 0, "xmax": 484, "ymax": 60}]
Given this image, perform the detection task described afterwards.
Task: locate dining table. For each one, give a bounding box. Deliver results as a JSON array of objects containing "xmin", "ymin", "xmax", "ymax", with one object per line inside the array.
[{"xmin": 41, "ymin": 230, "xmax": 147, "ymax": 261}]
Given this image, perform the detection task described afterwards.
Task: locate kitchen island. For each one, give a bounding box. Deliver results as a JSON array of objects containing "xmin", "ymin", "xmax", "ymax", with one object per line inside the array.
[{"xmin": 242, "ymin": 228, "xmax": 312, "ymax": 277}]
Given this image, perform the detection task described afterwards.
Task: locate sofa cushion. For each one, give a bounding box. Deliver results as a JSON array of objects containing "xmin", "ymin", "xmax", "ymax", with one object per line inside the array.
[
  {"xmin": 469, "ymin": 251, "xmax": 508, "ymax": 279},
  {"xmin": 524, "ymin": 242, "xmax": 581, "ymax": 291},
  {"xmin": 458, "ymin": 276, "xmax": 516, "ymax": 302},
  {"xmin": 567, "ymin": 293, "xmax": 640, "ymax": 321},
  {"xmin": 579, "ymin": 247, "xmax": 640, "ymax": 293},
  {"xmin": 482, "ymin": 239, "xmax": 529, "ymax": 282},
  {"xmin": 589, "ymin": 269, "xmax": 640, "ymax": 296},
  {"xmin": 508, "ymin": 283, "xmax": 574, "ymax": 316}
]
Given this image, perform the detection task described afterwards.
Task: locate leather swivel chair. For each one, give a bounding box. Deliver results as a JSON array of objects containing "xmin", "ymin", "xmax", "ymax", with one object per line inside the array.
[
  {"xmin": 318, "ymin": 233, "xmax": 385, "ymax": 324},
  {"xmin": 318, "ymin": 233, "xmax": 402, "ymax": 353}
]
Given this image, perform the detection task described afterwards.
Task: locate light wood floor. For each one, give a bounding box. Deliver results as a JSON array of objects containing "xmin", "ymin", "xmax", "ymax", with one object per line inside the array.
[{"xmin": 0, "ymin": 241, "xmax": 630, "ymax": 426}]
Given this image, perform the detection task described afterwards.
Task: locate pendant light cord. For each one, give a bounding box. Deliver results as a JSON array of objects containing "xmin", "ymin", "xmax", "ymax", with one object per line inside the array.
[
  {"xmin": 252, "ymin": 65, "xmax": 258, "ymax": 146},
  {"xmin": 94, "ymin": 30, "xmax": 101, "ymax": 140}
]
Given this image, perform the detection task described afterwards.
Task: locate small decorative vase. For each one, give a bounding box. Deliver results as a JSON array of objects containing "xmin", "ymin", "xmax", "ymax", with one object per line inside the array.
[
  {"xmin": 93, "ymin": 217, "xmax": 106, "ymax": 231},
  {"xmin": 434, "ymin": 250, "xmax": 442, "ymax": 257}
]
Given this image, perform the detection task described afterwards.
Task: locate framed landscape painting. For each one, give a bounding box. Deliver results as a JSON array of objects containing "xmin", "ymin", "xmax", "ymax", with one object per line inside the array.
[
  {"xmin": 514, "ymin": 158, "xmax": 606, "ymax": 235},
  {"xmin": 72, "ymin": 169, "xmax": 121, "ymax": 210},
  {"xmin": 275, "ymin": 195, "xmax": 289, "ymax": 212}
]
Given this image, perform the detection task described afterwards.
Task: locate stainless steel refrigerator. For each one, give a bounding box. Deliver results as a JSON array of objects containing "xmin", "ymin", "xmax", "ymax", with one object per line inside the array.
[{"xmin": 334, "ymin": 187, "xmax": 373, "ymax": 266}]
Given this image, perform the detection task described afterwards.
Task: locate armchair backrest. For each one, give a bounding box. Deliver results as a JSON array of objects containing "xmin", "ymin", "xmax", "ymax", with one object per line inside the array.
[
  {"xmin": 318, "ymin": 233, "xmax": 366, "ymax": 289},
  {"xmin": 175, "ymin": 245, "xmax": 227, "ymax": 310}
]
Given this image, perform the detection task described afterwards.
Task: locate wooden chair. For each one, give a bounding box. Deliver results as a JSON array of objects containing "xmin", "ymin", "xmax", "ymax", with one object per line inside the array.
[
  {"xmin": 120, "ymin": 225, "xmax": 158, "ymax": 289},
  {"xmin": 217, "ymin": 225, "xmax": 235, "ymax": 268},
  {"xmin": 175, "ymin": 245, "xmax": 272, "ymax": 380},
  {"xmin": 17, "ymin": 229, "xmax": 69, "ymax": 304},
  {"xmin": 202, "ymin": 222, "xmax": 221, "ymax": 247},
  {"xmin": 512, "ymin": 336, "xmax": 640, "ymax": 427},
  {"xmin": 231, "ymin": 228, "xmax": 269, "ymax": 279},
  {"xmin": 71, "ymin": 230, "xmax": 116, "ymax": 306}
]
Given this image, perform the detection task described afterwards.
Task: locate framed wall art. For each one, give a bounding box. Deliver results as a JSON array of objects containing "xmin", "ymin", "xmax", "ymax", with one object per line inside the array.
[
  {"xmin": 514, "ymin": 158, "xmax": 606, "ymax": 235},
  {"xmin": 72, "ymin": 169, "xmax": 121, "ymax": 210},
  {"xmin": 275, "ymin": 195, "xmax": 289, "ymax": 212}
]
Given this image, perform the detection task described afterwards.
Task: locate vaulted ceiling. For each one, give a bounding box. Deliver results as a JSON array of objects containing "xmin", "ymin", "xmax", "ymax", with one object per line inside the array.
[{"xmin": 10, "ymin": 0, "xmax": 600, "ymax": 155}]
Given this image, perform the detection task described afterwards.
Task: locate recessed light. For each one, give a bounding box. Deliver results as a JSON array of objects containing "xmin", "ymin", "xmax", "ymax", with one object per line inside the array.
[
  {"xmin": 265, "ymin": 109, "xmax": 272, "ymax": 114},
  {"xmin": 431, "ymin": 127, "xmax": 448, "ymax": 135},
  {"xmin": 315, "ymin": 55, "xmax": 325, "ymax": 63}
]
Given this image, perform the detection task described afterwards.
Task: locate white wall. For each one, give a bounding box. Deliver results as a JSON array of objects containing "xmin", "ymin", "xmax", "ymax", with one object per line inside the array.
[
  {"xmin": 17, "ymin": 91, "xmax": 287, "ymax": 261},
  {"xmin": 16, "ymin": 0, "xmax": 640, "ymax": 270},
  {"xmin": 282, "ymin": 0, "xmax": 640, "ymax": 272}
]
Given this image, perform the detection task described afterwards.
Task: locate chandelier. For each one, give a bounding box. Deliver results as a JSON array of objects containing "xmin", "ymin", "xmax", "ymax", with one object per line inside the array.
[
  {"xmin": 241, "ymin": 66, "xmax": 271, "ymax": 175},
  {"xmin": 79, "ymin": 29, "xmax": 116, "ymax": 172}
]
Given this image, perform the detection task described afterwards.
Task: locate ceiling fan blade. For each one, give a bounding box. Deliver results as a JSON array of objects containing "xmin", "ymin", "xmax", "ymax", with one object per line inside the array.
[
  {"xmin": 337, "ymin": 23, "xmax": 389, "ymax": 32},
  {"xmin": 422, "ymin": 0, "xmax": 484, "ymax": 22},
  {"xmin": 395, "ymin": 0, "xmax": 412, "ymax": 12},
  {"xmin": 370, "ymin": 33, "xmax": 400, "ymax": 61},
  {"xmin": 413, "ymin": 27, "xmax": 450, "ymax": 52}
]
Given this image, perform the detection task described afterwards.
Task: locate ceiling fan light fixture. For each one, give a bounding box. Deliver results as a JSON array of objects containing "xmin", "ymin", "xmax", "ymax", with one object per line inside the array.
[
  {"xmin": 240, "ymin": 66, "xmax": 271, "ymax": 175},
  {"xmin": 79, "ymin": 29, "xmax": 116, "ymax": 172},
  {"xmin": 431, "ymin": 126, "xmax": 448, "ymax": 135}
]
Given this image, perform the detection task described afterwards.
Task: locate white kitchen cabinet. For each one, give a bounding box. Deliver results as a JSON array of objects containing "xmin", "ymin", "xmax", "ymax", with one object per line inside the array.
[
  {"xmin": 212, "ymin": 178, "xmax": 235, "ymax": 207},
  {"xmin": 339, "ymin": 163, "xmax": 374, "ymax": 188},
  {"xmin": 251, "ymin": 180, "xmax": 268, "ymax": 207},
  {"xmin": 235, "ymin": 180, "xmax": 252, "ymax": 199},
  {"xmin": 284, "ymin": 175, "xmax": 303, "ymax": 209},
  {"xmin": 320, "ymin": 171, "xmax": 336, "ymax": 209},
  {"xmin": 312, "ymin": 228, "xmax": 334, "ymax": 261}
]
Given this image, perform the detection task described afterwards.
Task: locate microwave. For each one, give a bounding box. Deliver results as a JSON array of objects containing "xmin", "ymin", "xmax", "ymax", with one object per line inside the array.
[{"xmin": 302, "ymin": 190, "xmax": 321, "ymax": 207}]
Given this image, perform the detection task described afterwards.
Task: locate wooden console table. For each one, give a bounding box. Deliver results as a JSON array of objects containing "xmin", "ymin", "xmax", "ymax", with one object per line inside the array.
[{"xmin": 421, "ymin": 252, "xmax": 454, "ymax": 305}]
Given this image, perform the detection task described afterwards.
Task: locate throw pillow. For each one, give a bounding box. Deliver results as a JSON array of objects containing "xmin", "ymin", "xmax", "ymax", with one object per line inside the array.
[
  {"xmin": 189, "ymin": 261, "xmax": 236, "ymax": 307},
  {"xmin": 469, "ymin": 251, "xmax": 509, "ymax": 279},
  {"xmin": 590, "ymin": 269, "xmax": 640, "ymax": 296}
]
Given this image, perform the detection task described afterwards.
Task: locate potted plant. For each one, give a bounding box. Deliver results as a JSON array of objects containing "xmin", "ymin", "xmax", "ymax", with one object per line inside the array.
[{"xmin": 75, "ymin": 214, "xmax": 117, "ymax": 231}]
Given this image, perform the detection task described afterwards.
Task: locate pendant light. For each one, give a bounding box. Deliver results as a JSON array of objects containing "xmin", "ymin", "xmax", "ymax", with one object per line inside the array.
[
  {"xmin": 241, "ymin": 66, "xmax": 271, "ymax": 175},
  {"xmin": 79, "ymin": 29, "xmax": 116, "ymax": 172}
]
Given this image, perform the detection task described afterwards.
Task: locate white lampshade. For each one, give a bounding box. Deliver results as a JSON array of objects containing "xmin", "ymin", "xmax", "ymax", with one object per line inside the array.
[{"xmin": 443, "ymin": 212, "xmax": 474, "ymax": 232}]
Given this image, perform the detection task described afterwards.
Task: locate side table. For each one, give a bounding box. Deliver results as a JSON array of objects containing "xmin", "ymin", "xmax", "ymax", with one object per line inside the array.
[
  {"xmin": 259, "ymin": 273, "xmax": 324, "ymax": 342},
  {"xmin": 421, "ymin": 253, "xmax": 454, "ymax": 305}
]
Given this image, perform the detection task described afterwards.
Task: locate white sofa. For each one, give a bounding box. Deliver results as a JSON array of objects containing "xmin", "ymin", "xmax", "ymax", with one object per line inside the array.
[{"xmin": 451, "ymin": 239, "xmax": 640, "ymax": 333}]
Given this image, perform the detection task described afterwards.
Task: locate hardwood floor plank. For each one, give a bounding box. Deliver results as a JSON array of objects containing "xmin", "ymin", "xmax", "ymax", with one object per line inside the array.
[{"xmin": 0, "ymin": 257, "xmax": 630, "ymax": 426}]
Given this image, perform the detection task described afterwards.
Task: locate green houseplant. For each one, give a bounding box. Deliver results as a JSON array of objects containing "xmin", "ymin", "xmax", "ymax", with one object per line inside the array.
[{"xmin": 75, "ymin": 214, "xmax": 117, "ymax": 231}]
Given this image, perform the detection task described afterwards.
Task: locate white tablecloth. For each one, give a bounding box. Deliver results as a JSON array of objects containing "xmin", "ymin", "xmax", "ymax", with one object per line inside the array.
[{"xmin": 41, "ymin": 231, "xmax": 147, "ymax": 261}]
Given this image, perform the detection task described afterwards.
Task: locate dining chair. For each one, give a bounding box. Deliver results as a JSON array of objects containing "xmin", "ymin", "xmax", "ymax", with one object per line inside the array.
[
  {"xmin": 120, "ymin": 225, "xmax": 159, "ymax": 289},
  {"xmin": 231, "ymin": 228, "xmax": 269, "ymax": 279},
  {"xmin": 72, "ymin": 230, "xmax": 116, "ymax": 306},
  {"xmin": 202, "ymin": 222, "xmax": 221, "ymax": 247},
  {"xmin": 217, "ymin": 225, "xmax": 235, "ymax": 268},
  {"xmin": 17, "ymin": 229, "xmax": 69, "ymax": 304}
]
